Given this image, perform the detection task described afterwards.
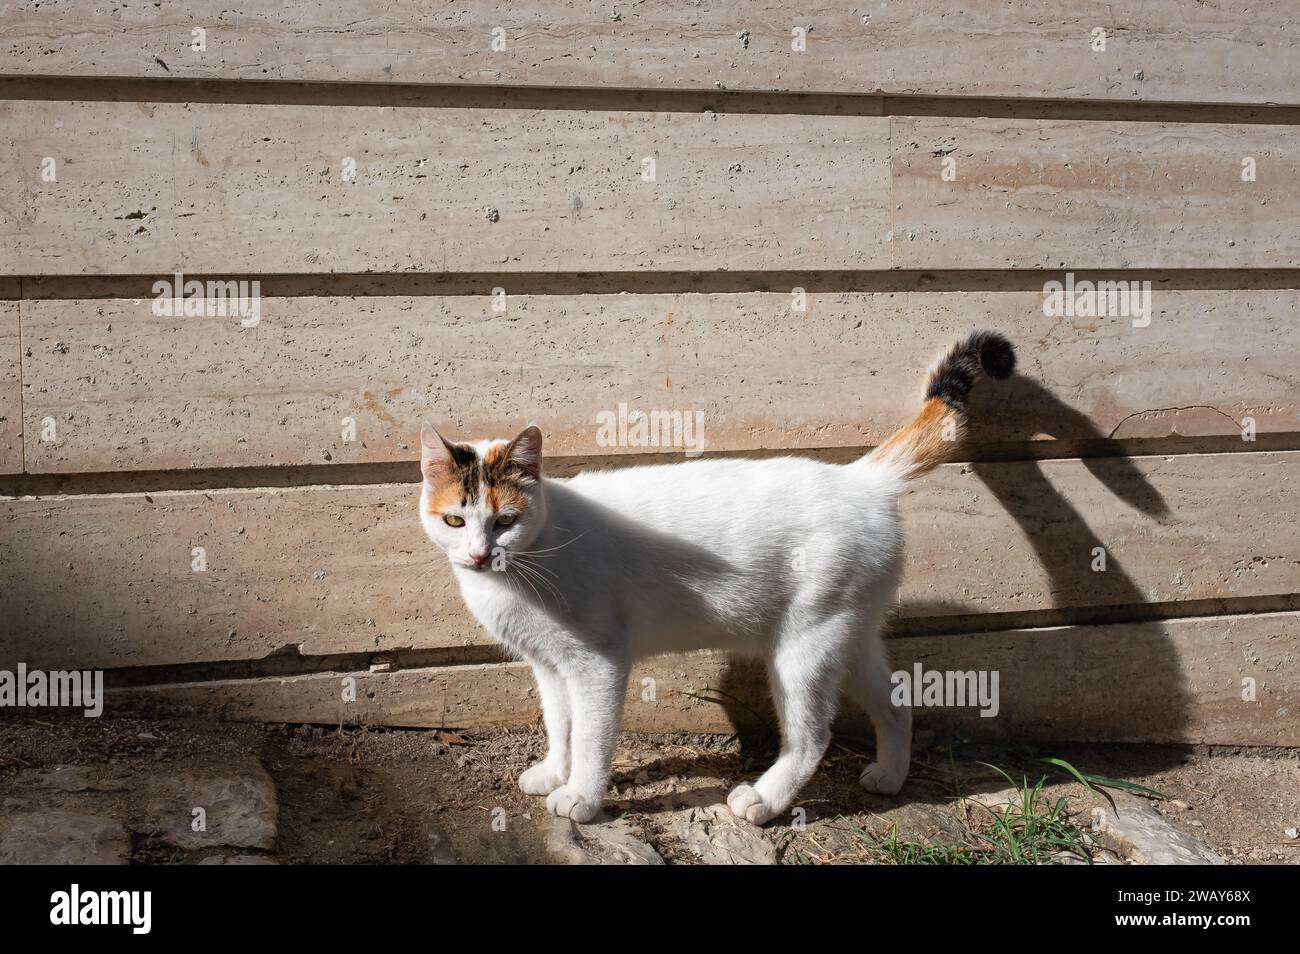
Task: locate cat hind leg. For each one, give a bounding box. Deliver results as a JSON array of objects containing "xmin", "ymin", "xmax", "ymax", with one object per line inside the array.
[
  {"xmin": 727, "ymin": 627, "xmax": 845, "ymax": 825},
  {"xmin": 844, "ymin": 627, "xmax": 912, "ymax": 796}
]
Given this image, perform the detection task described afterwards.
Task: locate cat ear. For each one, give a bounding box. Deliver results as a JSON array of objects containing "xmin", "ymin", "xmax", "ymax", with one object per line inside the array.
[
  {"xmin": 420, "ymin": 423, "xmax": 456, "ymax": 481},
  {"xmin": 507, "ymin": 425, "xmax": 543, "ymax": 481}
]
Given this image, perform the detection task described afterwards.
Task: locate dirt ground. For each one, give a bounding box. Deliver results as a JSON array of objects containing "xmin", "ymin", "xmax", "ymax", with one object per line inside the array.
[{"xmin": 1, "ymin": 715, "xmax": 1296, "ymax": 864}]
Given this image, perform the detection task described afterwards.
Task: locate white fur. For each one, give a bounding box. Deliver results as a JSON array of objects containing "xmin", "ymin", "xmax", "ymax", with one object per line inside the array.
[{"xmin": 419, "ymin": 442, "xmax": 914, "ymax": 825}]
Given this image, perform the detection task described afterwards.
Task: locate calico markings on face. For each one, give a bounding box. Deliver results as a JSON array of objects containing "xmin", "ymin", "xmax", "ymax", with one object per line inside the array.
[{"xmin": 419, "ymin": 424, "xmax": 544, "ymax": 571}]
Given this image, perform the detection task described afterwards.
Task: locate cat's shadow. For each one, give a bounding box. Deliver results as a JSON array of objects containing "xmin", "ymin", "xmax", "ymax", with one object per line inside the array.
[
  {"xmin": 606, "ymin": 732, "xmax": 1147, "ymax": 830},
  {"xmin": 607, "ymin": 760, "xmax": 734, "ymax": 816},
  {"xmin": 711, "ymin": 374, "xmax": 1192, "ymax": 792}
]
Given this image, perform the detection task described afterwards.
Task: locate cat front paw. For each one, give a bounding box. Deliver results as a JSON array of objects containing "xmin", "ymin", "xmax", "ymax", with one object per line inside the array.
[
  {"xmin": 859, "ymin": 762, "xmax": 905, "ymax": 795},
  {"xmin": 545, "ymin": 785, "xmax": 602, "ymax": 823},
  {"xmin": 726, "ymin": 783, "xmax": 781, "ymax": 825},
  {"xmin": 518, "ymin": 762, "xmax": 567, "ymax": 796}
]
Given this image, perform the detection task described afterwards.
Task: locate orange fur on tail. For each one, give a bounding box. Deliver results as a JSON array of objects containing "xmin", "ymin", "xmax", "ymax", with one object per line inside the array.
[
  {"xmin": 868, "ymin": 397, "xmax": 963, "ymax": 479},
  {"xmin": 867, "ymin": 331, "xmax": 1016, "ymax": 480}
]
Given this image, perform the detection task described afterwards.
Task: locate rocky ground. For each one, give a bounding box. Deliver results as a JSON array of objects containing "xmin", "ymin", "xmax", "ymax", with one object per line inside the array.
[{"xmin": 0, "ymin": 716, "xmax": 1295, "ymax": 865}]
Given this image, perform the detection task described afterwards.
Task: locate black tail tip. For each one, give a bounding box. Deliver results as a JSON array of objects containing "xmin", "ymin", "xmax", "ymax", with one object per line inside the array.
[{"xmin": 970, "ymin": 331, "xmax": 1016, "ymax": 380}]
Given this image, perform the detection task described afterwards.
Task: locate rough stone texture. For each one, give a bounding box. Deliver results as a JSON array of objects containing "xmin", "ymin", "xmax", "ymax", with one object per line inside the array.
[
  {"xmin": 3, "ymin": 2, "xmax": 1297, "ymax": 105},
  {"xmin": 141, "ymin": 758, "xmax": 278, "ymax": 850},
  {"xmin": 20, "ymin": 287, "xmax": 1300, "ymax": 474},
  {"xmin": 0, "ymin": 811, "xmax": 129, "ymax": 865},
  {"xmin": 3, "ymin": 101, "xmax": 888, "ymax": 275},
  {"xmin": 1095, "ymin": 794, "xmax": 1227, "ymax": 865},
  {"xmin": 0, "ymin": 297, "xmax": 19, "ymax": 474},
  {"xmin": 546, "ymin": 815, "xmax": 664, "ymax": 865},
  {"xmin": 962, "ymin": 787, "xmax": 1024, "ymax": 814},
  {"xmin": 889, "ymin": 613, "xmax": 1300, "ymax": 745},
  {"xmin": 1054, "ymin": 848, "xmax": 1121, "ymax": 865},
  {"xmin": 420, "ymin": 817, "xmax": 460, "ymax": 865},
  {"xmin": 893, "ymin": 117, "xmax": 1300, "ymax": 269},
  {"xmin": 878, "ymin": 802, "xmax": 972, "ymax": 843},
  {"xmin": 19, "ymin": 764, "xmax": 133, "ymax": 796},
  {"xmin": 1, "ymin": 484, "xmax": 479, "ymax": 671},
  {"xmin": 197, "ymin": 853, "xmax": 278, "ymax": 865},
  {"xmin": 453, "ymin": 826, "xmax": 538, "ymax": 865},
  {"xmin": 0, "ymin": 757, "xmax": 281, "ymax": 861},
  {"xmin": 902, "ymin": 454, "xmax": 1299, "ymax": 619},
  {"xmin": 105, "ymin": 610, "xmax": 1300, "ymax": 746},
  {"xmin": 7, "ymin": 106, "xmax": 1298, "ymax": 279},
  {"xmin": 669, "ymin": 799, "xmax": 777, "ymax": 865},
  {"xmin": 7, "ymin": 454, "xmax": 1297, "ymax": 680}
]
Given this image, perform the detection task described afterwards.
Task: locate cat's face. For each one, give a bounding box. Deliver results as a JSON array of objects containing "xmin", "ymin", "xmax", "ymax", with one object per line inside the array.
[{"xmin": 418, "ymin": 424, "xmax": 546, "ymax": 572}]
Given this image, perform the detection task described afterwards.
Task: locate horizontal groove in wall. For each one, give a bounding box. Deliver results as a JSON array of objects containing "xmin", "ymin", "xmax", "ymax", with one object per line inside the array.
[
  {"xmin": 3, "ymin": 76, "xmax": 1300, "ymax": 124},
  {"xmin": 102, "ymin": 645, "xmax": 508, "ymax": 689},
  {"xmin": 78, "ymin": 603, "xmax": 1300, "ymax": 691},
  {"xmin": 16, "ymin": 270, "xmax": 1300, "ymax": 300},
  {"xmin": 894, "ymin": 597, "xmax": 1300, "ymax": 638},
  {"xmin": 881, "ymin": 94, "xmax": 1300, "ymax": 124},
  {"xmin": 4, "ymin": 436, "xmax": 1299, "ymax": 498}
]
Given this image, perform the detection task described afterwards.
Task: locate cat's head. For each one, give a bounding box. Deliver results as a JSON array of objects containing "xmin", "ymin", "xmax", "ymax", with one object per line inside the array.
[{"xmin": 418, "ymin": 423, "xmax": 546, "ymax": 572}]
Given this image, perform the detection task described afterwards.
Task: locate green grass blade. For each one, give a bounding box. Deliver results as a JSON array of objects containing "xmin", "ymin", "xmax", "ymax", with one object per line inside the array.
[{"xmin": 1038, "ymin": 757, "xmax": 1166, "ymax": 811}]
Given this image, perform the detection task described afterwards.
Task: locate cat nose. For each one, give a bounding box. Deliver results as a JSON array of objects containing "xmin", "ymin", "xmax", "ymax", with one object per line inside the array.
[{"xmin": 470, "ymin": 552, "xmax": 489, "ymax": 567}]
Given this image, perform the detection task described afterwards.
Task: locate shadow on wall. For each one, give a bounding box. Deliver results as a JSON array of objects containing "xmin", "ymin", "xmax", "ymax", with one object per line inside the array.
[{"xmin": 715, "ymin": 374, "xmax": 1192, "ymax": 775}]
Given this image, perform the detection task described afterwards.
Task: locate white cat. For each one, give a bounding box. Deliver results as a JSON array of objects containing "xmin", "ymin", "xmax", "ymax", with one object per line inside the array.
[{"xmin": 418, "ymin": 332, "xmax": 1015, "ymax": 824}]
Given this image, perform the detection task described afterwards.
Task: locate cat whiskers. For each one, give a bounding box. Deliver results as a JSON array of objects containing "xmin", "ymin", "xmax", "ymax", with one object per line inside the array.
[
  {"xmin": 508, "ymin": 530, "xmax": 589, "ymax": 558},
  {"xmin": 512, "ymin": 558, "xmax": 564, "ymax": 603},
  {"xmin": 509, "ymin": 553, "xmax": 560, "ymax": 580},
  {"xmin": 504, "ymin": 559, "xmax": 548, "ymax": 607},
  {"xmin": 506, "ymin": 554, "xmax": 568, "ymax": 610}
]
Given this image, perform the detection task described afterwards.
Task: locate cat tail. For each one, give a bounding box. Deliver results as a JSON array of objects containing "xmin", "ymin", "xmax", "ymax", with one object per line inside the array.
[{"xmin": 865, "ymin": 331, "xmax": 1016, "ymax": 480}]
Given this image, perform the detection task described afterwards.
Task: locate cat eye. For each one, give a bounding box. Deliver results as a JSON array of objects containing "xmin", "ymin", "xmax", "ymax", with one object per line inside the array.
[
  {"xmin": 495, "ymin": 514, "xmax": 517, "ymax": 528},
  {"xmin": 443, "ymin": 514, "xmax": 465, "ymax": 528}
]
